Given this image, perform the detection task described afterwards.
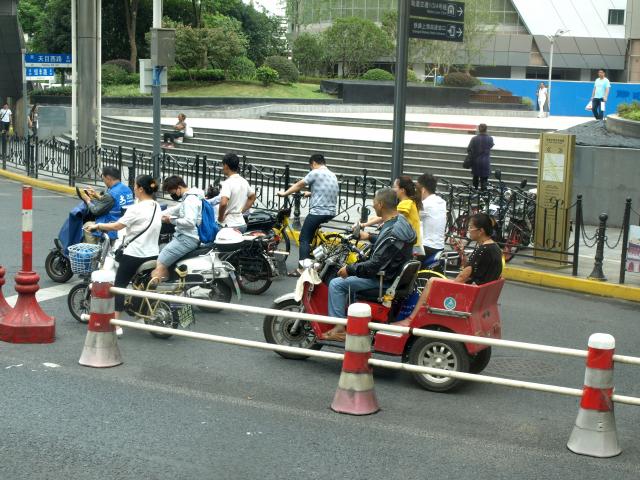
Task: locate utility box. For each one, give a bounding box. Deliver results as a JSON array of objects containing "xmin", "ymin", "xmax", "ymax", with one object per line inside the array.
[
  {"xmin": 151, "ymin": 28, "xmax": 176, "ymax": 67},
  {"xmin": 139, "ymin": 59, "xmax": 168, "ymax": 94}
]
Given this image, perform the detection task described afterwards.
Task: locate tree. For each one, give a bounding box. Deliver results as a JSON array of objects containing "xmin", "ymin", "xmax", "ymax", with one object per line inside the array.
[
  {"xmin": 322, "ymin": 17, "xmax": 393, "ymax": 78},
  {"xmin": 123, "ymin": 0, "xmax": 141, "ymax": 70},
  {"xmin": 18, "ymin": 0, "xmax": 46, "ymax": 37},
  {"xmin": 29, "ymin": 0, "xmax": 71, "ymax": 53},
  {"xmin": 291, "ymin": 32, "xmax": 323, "ymax": 76}
]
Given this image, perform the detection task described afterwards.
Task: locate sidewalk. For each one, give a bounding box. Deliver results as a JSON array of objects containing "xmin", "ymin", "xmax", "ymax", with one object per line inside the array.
[{"xmin": 1, "ymin": 166, "xmax": 637, "ymax": 302}]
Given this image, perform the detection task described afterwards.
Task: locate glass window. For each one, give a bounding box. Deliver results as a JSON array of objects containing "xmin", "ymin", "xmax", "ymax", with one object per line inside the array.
[{"xmin": 608, "ymin": 9, "xmax": 625, "ymax": 25}]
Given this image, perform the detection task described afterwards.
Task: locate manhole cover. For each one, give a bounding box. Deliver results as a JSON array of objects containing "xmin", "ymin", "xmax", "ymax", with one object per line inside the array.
[{"xmin": 483, "ymin": 357, "xmax": 560, "ymax": 378}]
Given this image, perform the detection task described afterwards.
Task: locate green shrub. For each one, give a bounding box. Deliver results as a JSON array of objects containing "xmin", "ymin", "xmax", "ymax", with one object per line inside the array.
[
  {"xmin": 104, "ymin": 59, "xmax": 134, "ymax": 73},
  {"xmin": 407, "ymin": 69, "xmax": 418, "ymax": 82},
  {"xmin": 123, "ymin": 73, "xmax": 140, "ymax": 85},
  {"xmin": 618, "ymin": 101, "xmax": 640, "ymax": 120},
  {"xmin": 443, "ymin": 72, "xmax": 481, "ymax": 88},
  {"xmin": 264, "ymin": 56, "xmax": 299, "ymax": 83},
  {"xmin": 362, "ymin": 68, "xmax": 394, "ymax": 81},
  {"xmin": 227, "ymin": 56, "xmax": 256, "ymax": 80},
  {"xmin": 256, "ymin": 66, "xmax": 279, "ymax": 86},
  {"xmin": 168, "ymin": 68, "xmax": 190, "ymax": 82},
  {"xmin": 192, "ymin": 69, "xmax": 225, "ymax": 81},
  {"xmin": 521, "ymin": 97, "xmax": 533, "ymax": 108},
  {"xmin": 102, "ymin": 64, "xmax": 129, "ymax": 86},
  {"xmin": 38, "ymin": 86, "xmax": 72, "ymax": 96}
]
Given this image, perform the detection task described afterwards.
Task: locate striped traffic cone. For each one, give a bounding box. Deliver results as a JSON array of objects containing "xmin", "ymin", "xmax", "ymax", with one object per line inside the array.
[
  {"xmin": 78, "ymin": 270, "xmax": 122, "ymax": 368},
  {"xmin": 567, "ymin": 333, "xmax": 621, "ymax": 457},
  {"xmin": 331, "ymin": 303, "xmax": 379, "ymax": 415}
]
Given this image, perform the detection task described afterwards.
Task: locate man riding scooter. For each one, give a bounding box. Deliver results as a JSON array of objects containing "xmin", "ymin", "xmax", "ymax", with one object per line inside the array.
[{"xmin": 322, "ymin": 188, "xmax": 416, "ymax": 342}]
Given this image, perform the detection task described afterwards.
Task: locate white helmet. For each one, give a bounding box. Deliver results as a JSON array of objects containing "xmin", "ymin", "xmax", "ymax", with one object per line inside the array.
[{"xmin": 214, "ymin": 227, "xmax": 244, "ymax": 245}]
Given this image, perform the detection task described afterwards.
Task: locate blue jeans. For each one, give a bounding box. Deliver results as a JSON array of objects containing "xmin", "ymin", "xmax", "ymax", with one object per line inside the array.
[
  {"xmin": 592, "ymin": 98, "xmax": 605, "ymax": 120},
  {"xmin": 299, "ymin": 213, "xmax": 334, "ymax": 261},
  {"xmin": 328, "ymin": 275, "xmax": 382, "ymax": 319}
]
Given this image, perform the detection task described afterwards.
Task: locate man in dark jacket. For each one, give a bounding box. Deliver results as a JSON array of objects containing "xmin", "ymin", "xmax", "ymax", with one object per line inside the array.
[
  {"xmin": 467, "ymin": 123, "xmax": 494, "ymax": 191},
  {"xmin": 323, "ymin": 188, "xmax": 416, "ymax": 341}
]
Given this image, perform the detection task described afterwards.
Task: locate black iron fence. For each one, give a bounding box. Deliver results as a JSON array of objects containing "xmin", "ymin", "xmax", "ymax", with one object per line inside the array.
[{"xmin": 2, "ymin": 134, "xmax": 639, "ymax": 285}]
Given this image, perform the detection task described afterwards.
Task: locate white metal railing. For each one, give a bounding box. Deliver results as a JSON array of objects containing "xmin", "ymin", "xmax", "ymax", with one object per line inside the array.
[{"xmin": 104, "ymin": 286, "xmax": 640, "ymax": 407}]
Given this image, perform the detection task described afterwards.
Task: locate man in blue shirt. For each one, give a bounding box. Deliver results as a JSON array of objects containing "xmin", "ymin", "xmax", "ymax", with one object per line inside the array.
[{"xmin": 591, "ymin": 69, "xmax": 611, "ymax": 121}]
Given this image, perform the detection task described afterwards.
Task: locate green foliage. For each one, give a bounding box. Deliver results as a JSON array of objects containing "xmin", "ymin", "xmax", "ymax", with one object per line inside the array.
[
  {"xmin": 362, "ymin": 69, "xmax": 394, "ymax": 81},
  {"xmin": 29, "ymin": 0, "xmax": 71, "ymax": 53},
  {"xmin": 227, "ymin": 56, "xmax": 256, "ymax": 80},
  {"xmin": 292, "ymin": 32, "xmax": 323, "ymax": 76},
  {"xmin": 264, "ymin": 56, "xmax": 299, "ymax": 84},
  {"xmin": 322, "ymin": 17, "xmax": 393, "ymax": 77},
  {"xmin": 101, "ymin": 64, "xmax": 130, "ymax": 86},
  {"xmin": 192, "ymin": 69, "xmax": 226, "ymax": 82},
  {"xmin": 18, "ymin": 0, "xmax": 46, "ymax": 36},
  {"xmin": 104, "ymin": 59, "xmax": 134, "ymax": 74},
  {"xmin": 124, "ymin": 73, "xmax": 140, "ymax": 85},
  {"xmin": 521, "ymin": 97, "xmax": 533, "ymax": 107},
  {"xmin": 443, "ymin": 72, "xmax": 481, "ymax": 88},
  {"xmin": 618, "ymin": 101, "xmax": 640, "ymax": 121},
  {"xmin": 168, "ymin": 68, "xmax": 191, "ymax": 82},
  {"xmin": 37, "ymin": 86, "xmax": 72, "ymax": 96},
  {"xmin": 299, "ymin": 75, "xmax": 329, "ymax": 84},
  {"xmin": 407, "ymin": 70, "xmax": 419, "ymax": 82},
  {"xmin": 256, "ymin": 66, "xmax": 279, "ymax": 86}
]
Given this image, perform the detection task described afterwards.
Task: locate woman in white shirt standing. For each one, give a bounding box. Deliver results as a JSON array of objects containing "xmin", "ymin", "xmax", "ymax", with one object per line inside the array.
[
  {"xmin": 86, "ymin": 175, "xmax": 162, "ymax": 328},
  {"xmin": 537, "ymin": 82, "xmax": 548, "ymax": 118}
]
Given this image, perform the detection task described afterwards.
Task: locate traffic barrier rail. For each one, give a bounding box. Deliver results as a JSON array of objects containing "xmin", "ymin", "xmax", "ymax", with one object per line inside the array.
[{"xmin": 108, "ymin": 286, "xmax": 640, "ymax": 399}]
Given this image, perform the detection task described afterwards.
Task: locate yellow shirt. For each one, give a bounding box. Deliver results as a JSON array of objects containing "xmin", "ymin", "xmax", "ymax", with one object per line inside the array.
[{"xmin": 397, "ymin": 199, "xmax": 422, "ymax": 247}]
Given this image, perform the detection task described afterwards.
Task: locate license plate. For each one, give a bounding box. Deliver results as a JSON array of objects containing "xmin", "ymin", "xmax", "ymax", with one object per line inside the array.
[{"xmin": 172, "ymin": 303, "xmax": 195, "ymax": 329}]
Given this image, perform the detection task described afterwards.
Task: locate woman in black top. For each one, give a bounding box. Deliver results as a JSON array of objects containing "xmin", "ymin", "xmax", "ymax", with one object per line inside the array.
[{"xmin": 397, "ymin": 213, "xmax": 502, "ymax": 326}]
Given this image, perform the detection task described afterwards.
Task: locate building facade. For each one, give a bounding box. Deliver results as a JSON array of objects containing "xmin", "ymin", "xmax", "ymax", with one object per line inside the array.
[{"xmin": 291, "ymin": 0, "xmax": 640, "ymax": 82}]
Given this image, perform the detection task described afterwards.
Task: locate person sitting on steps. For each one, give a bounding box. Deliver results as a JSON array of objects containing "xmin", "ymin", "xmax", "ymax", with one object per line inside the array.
[{"xmin": 161, "ymin": 113, "xmax": 187, "ymax": 148}]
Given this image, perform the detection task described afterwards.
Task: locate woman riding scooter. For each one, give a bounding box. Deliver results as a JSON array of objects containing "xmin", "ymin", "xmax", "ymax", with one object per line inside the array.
[{"xmin": 85, "ymin": 175, "xmax": 162, "ymax": 335}]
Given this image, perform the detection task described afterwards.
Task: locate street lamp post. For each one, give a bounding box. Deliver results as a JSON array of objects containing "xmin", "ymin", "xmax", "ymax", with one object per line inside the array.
[{"xmin": 546, "ymin": 29, "xmax": 568, "ymax": 117}]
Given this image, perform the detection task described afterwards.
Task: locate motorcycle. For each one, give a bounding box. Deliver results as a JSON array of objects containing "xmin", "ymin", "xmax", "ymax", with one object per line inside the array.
[
  {"xmin": 67, "ymin": 233, "xmax": 240, "ymax": 336},
  {"xmin": 263, "ymin": 226, "xmax": 504, "ymax": 392}
]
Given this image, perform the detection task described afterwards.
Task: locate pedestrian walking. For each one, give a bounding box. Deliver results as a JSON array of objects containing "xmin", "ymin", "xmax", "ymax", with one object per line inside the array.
[
  {"xmin": 591, "ymin": 69, "xmax": 610, "ymax": 121},
  {"xmin": 277, "ymin": 153, "xmax": 339, "ymax": 276},
  {"xmin": 28, "ymin": 104, "xmax": 39, "ymax": 137},
  {"xmin": 0, "ymin": 103, "xmax": 12, "ymax": 134},
  {"xmin": 537, "ymin": 83, "xmax": 548, "ymax": 118},
  {"xmin": 467, "ymin": 124, "xmax": 494, "ymax": 191},
  {"xmin": 217, "ymin": 153, "xmax": 256, "ymax": 232}
]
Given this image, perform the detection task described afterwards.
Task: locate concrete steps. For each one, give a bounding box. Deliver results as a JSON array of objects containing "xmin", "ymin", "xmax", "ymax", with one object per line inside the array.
[{"xmin": 101, "ymin": 116, "xmax": 539, "ymax": 187}]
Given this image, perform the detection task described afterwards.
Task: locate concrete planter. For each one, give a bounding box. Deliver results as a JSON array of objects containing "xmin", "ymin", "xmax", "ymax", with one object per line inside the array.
[{"xmin": 606, "ymin": 114, "xmax": 640, "ymax": 138}]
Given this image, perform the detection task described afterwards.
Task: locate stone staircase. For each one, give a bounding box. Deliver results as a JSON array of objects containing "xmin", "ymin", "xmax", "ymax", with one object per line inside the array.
[{"xmin": 101, "ymin": 116, "xmax": 539, "ymax": 187}]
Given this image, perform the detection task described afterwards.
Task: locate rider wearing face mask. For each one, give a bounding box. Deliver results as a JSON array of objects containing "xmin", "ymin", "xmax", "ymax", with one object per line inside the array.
[{"xmin": 150, "ymin": 176, "xmax": 205, "ymax": 283}]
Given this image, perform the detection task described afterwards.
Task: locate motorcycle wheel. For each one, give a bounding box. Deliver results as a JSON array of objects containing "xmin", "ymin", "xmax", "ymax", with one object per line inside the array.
[
  {"xmin": 407, "ymin": 335, "xmax": 470, "ymax": 392},
  {"xmin": 229, "ymin": 252, "xmax": 272, "ymax": 295},
  {"xmin": 263, "ymin": 299, "xmax": 322, "ymax": 360},
  {"xmin": 45, "ymin": 250, "xmax": 73, "ymax": 283},
  {"xmin": 145, "ymin": 301, "xmax": 176, "ymax": 339},
  {"xmin": 195, "ymin": 281, "xmax": 233, "ymax": 313},
  {"xmin": 67, "ymin": 283, "xmax": 91, "ymax": 323}
]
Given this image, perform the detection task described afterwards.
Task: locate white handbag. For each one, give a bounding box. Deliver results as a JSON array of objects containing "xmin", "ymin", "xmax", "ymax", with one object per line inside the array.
[{"xmin": 185, "ymin": 125, "xmax": 194, "ymax": 138}]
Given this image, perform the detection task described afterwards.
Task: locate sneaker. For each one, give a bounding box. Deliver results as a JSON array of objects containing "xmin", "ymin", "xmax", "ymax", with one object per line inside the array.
[{"xmin": 115, "ymin": 326, "xmax": 123, "ymax": 337}]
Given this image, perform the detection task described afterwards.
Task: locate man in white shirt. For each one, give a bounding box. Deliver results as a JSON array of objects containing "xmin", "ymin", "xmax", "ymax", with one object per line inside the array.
[
  {"xmin": 417, "ymin": 173, "xmax": 447, "ymax": 261},
  {"xmin": 218, "ymin": 153, "xmax": 256, "ymax": 232},
  {"xmin": 591, "ymin": 69, "xmax": 611, "ymax": 121},
  {"xmin": 0, "ymin": 103, "xmax": 12, "ymax": 133}
]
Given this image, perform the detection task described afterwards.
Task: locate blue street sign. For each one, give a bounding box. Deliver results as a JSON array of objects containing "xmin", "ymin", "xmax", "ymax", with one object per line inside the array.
[
  {"xmin": 25, "ymin": 67, "xmax": 55, "ymax": 78},
  {"xmin": 24, "ymin": 53, "xmax": 72, "ymax": 68}
]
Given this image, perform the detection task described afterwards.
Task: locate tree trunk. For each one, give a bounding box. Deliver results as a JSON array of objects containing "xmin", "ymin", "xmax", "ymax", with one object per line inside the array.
[{"xmin": 124, "ymin": 0, "xmax": 140, "ymax": 71}]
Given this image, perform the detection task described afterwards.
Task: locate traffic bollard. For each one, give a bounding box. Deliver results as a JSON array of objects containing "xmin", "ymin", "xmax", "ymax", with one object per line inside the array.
[
  {"xmin": 79, "ymin": 270, "xmax": 122, "ymax": 368},
  {"xmin": 588, "ymin": 213, "xmax": 608, "ymax": 281},
  {"xmin": 567, "ymin": 333, "xmax": 621, "ymax": 458},
  {"xmin": 0, "ymin": 186, "xmax": 55, "ymax": 343},
  {"xmin": 0, "ymin": 266, "xmax": 11, "ymax": 319},
  {"xmin": 331, "ymin": 303, "xmax": 380, "ymax": 415}
]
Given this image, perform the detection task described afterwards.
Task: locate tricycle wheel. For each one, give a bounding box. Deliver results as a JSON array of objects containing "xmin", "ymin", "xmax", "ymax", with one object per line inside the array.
[
  {"xmin": 469, "ymin": 347, "xmax": 492, "ymax": 374},
  {"xmin": 45, "ymin": 250, "xmax": 73, "ymax": 283},
  {"xmin": 407, "ymin": 336, "xmax": 470, "ymax": 392},
  {"xmin": 263, "ymin": 299, "xmax": 321, "ymax": 360}
]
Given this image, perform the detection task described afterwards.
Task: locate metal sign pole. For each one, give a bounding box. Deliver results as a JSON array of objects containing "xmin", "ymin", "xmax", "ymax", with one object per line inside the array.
[
  {"xmin": 391, "ymin": 0, "xmax": 410, "ymax": 182},
  {"xmin": 152, "ymin": 0, "xmax": 162, "ymax": 180}
]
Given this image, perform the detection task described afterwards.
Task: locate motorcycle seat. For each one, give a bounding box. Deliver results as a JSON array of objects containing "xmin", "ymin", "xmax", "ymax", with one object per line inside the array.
[{"xmin": 178, "ymin": 246, "xmax": 213, "ymax": 261}]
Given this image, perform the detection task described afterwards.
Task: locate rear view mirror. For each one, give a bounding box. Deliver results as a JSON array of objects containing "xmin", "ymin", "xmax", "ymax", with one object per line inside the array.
[{"xmin": 494, "ymin": 170, "xmax": 502, "ymax": 181}]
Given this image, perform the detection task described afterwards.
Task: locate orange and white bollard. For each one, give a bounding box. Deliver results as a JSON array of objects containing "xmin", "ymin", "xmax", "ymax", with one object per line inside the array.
[
  {"xmin": 331, "ymin": 303, "xmax": 379, "ymax": 415},
  {"xmin": 567, "ymin": 333, "xmax": 621, "ymax": 457},
  {"xmin": 78, "ymin": 270, "xmax": 122, "ymax": 368},
  {"xmin": 0, "ymin": 186, "xmax": 55, "ymax": 343}
]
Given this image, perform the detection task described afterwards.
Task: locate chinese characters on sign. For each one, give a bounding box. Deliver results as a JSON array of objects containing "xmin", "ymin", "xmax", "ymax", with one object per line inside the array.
[
  {"xmin": 410, "ymin": 19, "xmax": 464, "ymax": 42},
  {"xmin": 408, "ymin": 1, "xmax": 464, "ymax": 42},
  {"xmin": 25, "ymin": 67, "xmax": 55, "ymax": 80},
  {"xmin": 24, "ymin": 53, "xmax": 72, "ymax": 68},
  {"xmin": 409, "ymin": 0, "xmax": 465, "ymax": 21}
]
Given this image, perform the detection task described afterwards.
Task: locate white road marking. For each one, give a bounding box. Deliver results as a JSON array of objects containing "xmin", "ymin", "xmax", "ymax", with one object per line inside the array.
[
  {"xmin": 5, "ymin": 281, "xmax": 80, "ymax": 307},
  {"xmin": 5, "ymin": 364, "xmax": 24, "ymax": 369},
  {"xmin": 42, "ymin": 363, "xmax": 61, "ymax": 368}
]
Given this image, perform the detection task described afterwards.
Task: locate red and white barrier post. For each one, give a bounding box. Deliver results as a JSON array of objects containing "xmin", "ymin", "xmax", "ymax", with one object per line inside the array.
[
  {"xmin": 0, "ymin": 266, "xmax": 11, "ymax": 319},
  {"xmin": 0, "ymin": 186, "xmax": 55, "ymax": 343},
  {"xmin": 331, "ymin": 303, "xmax": 379, "ymax": 415},
  {"xmin": 567, "ymin": 333, "xmax": 621, "ymax": 457},
  {"xmin": 79, "ymin": 270, "xmax": 122, "ymax": 367}
]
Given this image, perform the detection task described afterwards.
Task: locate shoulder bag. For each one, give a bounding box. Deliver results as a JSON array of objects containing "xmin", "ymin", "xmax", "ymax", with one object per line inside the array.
[{"xmin": 114, "ymin": 203, "xmax": 157, "ymax": 262}]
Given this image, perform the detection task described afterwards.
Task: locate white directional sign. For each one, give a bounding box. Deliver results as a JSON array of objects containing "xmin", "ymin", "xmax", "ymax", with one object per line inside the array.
[{"xmin": 24, "ymin": 53, "xmax": 72, "ymax": 68}]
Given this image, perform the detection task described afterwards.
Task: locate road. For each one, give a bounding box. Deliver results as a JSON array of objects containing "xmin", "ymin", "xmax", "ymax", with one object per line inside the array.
[{"xmin": 0, "ymin": 178, "xmax": 639, "ymax": 480}]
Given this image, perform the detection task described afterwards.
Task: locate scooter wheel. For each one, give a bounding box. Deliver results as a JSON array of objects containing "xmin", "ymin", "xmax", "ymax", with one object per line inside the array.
[
  {"xmin": 67, "ymin": 283, "xmax": 90, "ymax": 323},
  {"xmin": 145, "ymin": 301, "xmax": 176, "ymax": 339},
  {"xmin": 407, "ymin": 336, "xmax": 470, "ymax": 392},
  {"xmin": 263, "ymin": 299, "xmax": 322, "ymax": 360},
  {"xmin": 45, "ymin": 250, "xmax": 73, "ymax": 283}
]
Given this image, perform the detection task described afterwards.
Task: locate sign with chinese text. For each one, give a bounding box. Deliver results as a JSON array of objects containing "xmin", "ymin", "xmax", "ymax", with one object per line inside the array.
[
  {"xmin": 409, "ymin": 0, "xmax": 465, "ymax": 22},
  {"xmin": 25, "ymin": 53, "xmax": 72, "ymax": 68},
  {"xmin": 409, "ymin": 19, "xmax": 464, "ymax": 41},
  {"xmin": 25, "ymin": 67, "xmax": 55, "ymax": 80}
]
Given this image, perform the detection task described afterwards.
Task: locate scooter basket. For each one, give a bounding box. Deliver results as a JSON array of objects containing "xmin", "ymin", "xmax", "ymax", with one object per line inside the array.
[{"xmin": 68, "ymin": 243, "xmax": 102, "ymax": 274}]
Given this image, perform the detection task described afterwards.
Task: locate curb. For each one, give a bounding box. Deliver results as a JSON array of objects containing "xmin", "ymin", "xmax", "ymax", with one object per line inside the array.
[
  {"xmin": 0, "ymin": 169, "xmax": 76, "ymax": 196},
  {"xmin": 503, "ymin": 266, "xmax": 640, "ymax": 303}
]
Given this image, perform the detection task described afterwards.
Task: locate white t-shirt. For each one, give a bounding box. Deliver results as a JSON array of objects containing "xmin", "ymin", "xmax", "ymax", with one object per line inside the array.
[
  {"xmin": 117, "ymin": 200, "xmax": 162, "ymax": 258},
  {"xmin": 219, "ymin": 174, "xmax": 255, "ymax": 227},
  {"xmin": 420, "ymin": 194, "xmax": 447, "ymax": 250},
  {"xmin": 0, "ymin": 109, "xmax": 11, "ymax": 123}
]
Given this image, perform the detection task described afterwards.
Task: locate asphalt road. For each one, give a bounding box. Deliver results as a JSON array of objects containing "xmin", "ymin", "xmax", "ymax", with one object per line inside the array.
[{"xmin": 0, "ymin": 178, "xmax": 639, "ymax": 480}]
